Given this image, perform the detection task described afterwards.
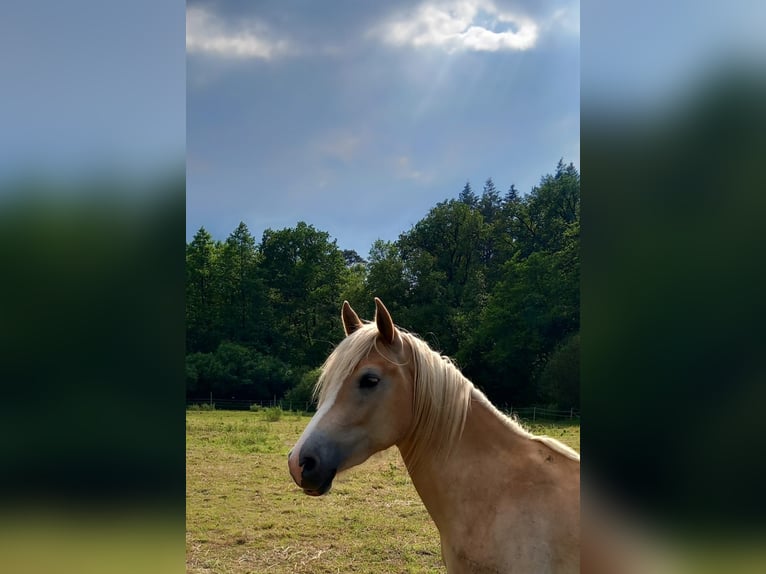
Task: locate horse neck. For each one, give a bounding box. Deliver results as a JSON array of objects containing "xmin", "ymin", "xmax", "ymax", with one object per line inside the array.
[{"xmin": 397, "ymin": 390, "xmax": 535, "ymax": 530}]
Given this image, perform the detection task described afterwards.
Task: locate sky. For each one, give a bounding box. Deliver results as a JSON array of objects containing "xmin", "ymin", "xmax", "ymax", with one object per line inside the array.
[
  {"xmin": 0, "ymin": 0, "xmax": 185, "ymax": 181},
  {"xmin": 187, "ymin": 0, "xmax": 580, "ymax": 256},
  {"xmin": 581, "ymin": 0, "xmax": 766, "ymax": 115},
  {"xmin": 1, "ymin": 0, "xmax": 761, "ymax": 258}
]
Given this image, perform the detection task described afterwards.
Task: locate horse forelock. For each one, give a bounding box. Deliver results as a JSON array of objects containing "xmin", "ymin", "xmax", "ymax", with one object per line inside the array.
[{"xmin": 314, "ymin": 323, "xmax": 380, "ymax": 406}]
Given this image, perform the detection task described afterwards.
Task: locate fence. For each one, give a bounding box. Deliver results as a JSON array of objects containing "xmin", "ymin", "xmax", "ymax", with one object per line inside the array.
[
  {"xmin": 186, "ymin": 396, "xmax": 580, "ymax": 422},
  {"xmin": 505, "ymin": 405, "xmax": 580, "ymax": 422},
  {"xmin": 186, "ymin": 396, "xmax": 314, "ymax": 412}
]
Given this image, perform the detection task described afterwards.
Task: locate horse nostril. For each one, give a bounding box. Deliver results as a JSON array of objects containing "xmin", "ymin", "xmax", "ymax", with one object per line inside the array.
[{"xmin": 300, "ymin": 454, "xmax": 318, "ymax": 473}]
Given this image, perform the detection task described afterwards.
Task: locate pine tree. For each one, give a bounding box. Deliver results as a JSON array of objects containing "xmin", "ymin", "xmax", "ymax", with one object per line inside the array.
[
  {"xmin": 186, "ymin": 227, "xmax": 218, "ymax": 352},
  {"xmin": 458, "ymin": 181, "xmax": 478, "ymax": 207},
  {"xmin": 479, "ymin": 177, "xmax": 501, "ymax": 221}
]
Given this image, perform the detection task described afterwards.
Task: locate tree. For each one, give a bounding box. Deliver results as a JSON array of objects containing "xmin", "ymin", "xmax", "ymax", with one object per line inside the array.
[
  {"xmin": 398, "ymin": 200, "xmax": 486, "ymax": 355},
  {"xmin": 461, "ymin": 162, "xmax": 580, "ymax": 405},
  {"xmin": 215, "ymin": 222, "xmax": 264, "ymax": 345},
  {"xmin": 284, "ymin": 367, "xmax": 322, "ymax": 409},
  {"xmin": 185, "ymin": 342, "xmax": 298, "ymax": 401},
  {"xmin": 504, "ymin": 184, "xmax": 520, "ymax": 205},
  {"xmin": 479, "ymin": 177, "xmax": 502, "ymax": 221},
  {"xmin": 260, "ymin": 222, "xmax": 347, "ymax": 367},
  {"xmin": 354, "ymin": 238, "xmax": 410, "ymax": 325},
  {"xmin": 487, "ymin": 184, "xmax": 524, "ymax": 271},
  {"xmin": 471, "ymin": 243, "xmax": 579, "ymax": 405},
  {"xmin": 186, "ymin": 227, "xmax": 219, "ymax": 352},
  {"xmin": 538, "ymin": 333, "xmax": 580, "ymax": 408},
  {"xmin": 185, "ymin": 351, "xmax": 223, "ymax": 397},
  {"xmin": 185, "ymin": 160, "xmax": 580, "ymax": 411},
  {"xmin": 342, "ymin": 249, "xmax": 365, "ymax": 268},
  {"xmin": 340, "ymin": 261, "xmax": 368, "ymax": 312},
  {"xmin": 458, "ymin": 181, "xmax": 478, "ymax": 208},
  {"xmin": 519, "ymin": 159, "xmax": 580, "ymax": 255}
]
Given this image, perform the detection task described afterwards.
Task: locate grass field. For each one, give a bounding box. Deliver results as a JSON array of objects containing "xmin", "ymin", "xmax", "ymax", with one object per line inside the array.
[{"xmin": 186, "ymin": 409, "xmax": 580, "ymax": 574}]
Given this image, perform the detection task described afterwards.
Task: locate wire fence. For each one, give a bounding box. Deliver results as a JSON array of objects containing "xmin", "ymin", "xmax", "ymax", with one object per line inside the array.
[
  {"xmin": 505, "ymin": 405, "xmax": 580, "ymax": 422},
  {"xmin": 186, "ymin": 396, "xmax": 580, "ymax": 422},
  {"xmin": 186, "ymin": 397, "xmax": 314, "ymax": 413}
]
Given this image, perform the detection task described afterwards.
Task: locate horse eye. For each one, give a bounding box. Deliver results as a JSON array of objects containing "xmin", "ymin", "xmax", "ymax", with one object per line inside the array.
[{"xmin": 359, "ymin": 374, "xmax": 380, "ymax": 389}]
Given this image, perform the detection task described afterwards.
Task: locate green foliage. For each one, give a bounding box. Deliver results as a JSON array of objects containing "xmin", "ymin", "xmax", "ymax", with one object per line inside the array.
[
  {"xmin": 185, "ymin": 359, "xmax": 199, "ymax": 393},
  {"xmin": 260, "ymin": 221, "xmax": 347, "ymax": 367},
  {"xmin": 186, "ymin": 227, "xmax": 219, "ymax": 352},
  {"xmin": 364, "ymin": 239, "xmax": 409, "ymax": 319},
  {"xmin": 479, "ymin": 177, "xmax": 501, "ymax": 220},
  {"xmin": 339, "ymin": 263, "xmax": 368, "ymax": 313},
  {"xmin": 186, "ymin": 351, "xmax": 221, "ymax": 394},
  {"xmin": 284, "ymin": 367, "xmax": 321, "ymax": 407},
  {"xmin": 216, "ymin": 222, "xmax": 264, "ymax": 346},
  {"xmin": 398, "ymin": 198, "xmax": 486, "ymax": 354},
  {"xmin": 458, "ymin": 180, "xmax": 478, "ymax": 208},
  {"xmin": 186, "ymin": 160, "xmax": 580, "ymax": 408},
  {"xmin": 262, "ymin": 406, "xmax": 282, "ymax": 422},
  {"xmin": 186, "ymin": 342, "xmax": 297, "ymax": 401},
  {"xmin": 538, "ymin": 333, "xmax": 580, "ymax": 408}
]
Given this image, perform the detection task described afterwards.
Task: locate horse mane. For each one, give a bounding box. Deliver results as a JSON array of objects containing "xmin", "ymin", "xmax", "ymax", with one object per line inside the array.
[
  {"xmin": 314, "ymin": 322, "xmax": 578, "ymax": 473},
  {"xmin": 469, "ymin": 389, "xmax": 581, "ymax": 461},
  {"xmin": 399, "ymin": 329, "xmax": 473, "ymax": 472}
]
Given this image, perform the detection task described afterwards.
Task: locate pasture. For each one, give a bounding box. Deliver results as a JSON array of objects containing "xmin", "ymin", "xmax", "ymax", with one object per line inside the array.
[{"xmin": 186, "ymin": 409, "xmax": 580, "ymax": 573}]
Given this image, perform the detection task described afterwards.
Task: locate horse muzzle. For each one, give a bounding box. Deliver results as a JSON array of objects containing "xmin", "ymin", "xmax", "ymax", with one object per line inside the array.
[{"xmin": 288, "ymin": 434, "xmax": 343, "ymax": 496}]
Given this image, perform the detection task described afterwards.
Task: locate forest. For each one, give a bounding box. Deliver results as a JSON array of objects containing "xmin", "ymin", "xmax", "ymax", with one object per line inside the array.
[{"xmin": 186, "ymin": 160, "xmax": 579, "ymax": 410}]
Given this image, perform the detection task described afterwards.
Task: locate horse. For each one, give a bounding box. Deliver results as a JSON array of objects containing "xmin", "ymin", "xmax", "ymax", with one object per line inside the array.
[{"xmin": 288, "ymin": 298, "xmax": 580, "ymax": 573}]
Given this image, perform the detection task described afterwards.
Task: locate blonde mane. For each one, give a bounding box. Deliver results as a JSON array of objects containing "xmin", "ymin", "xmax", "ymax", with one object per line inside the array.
[
  {"xmin": 315, "ymin": 322, "xmax": 578, "ymax": 472},
  {"xmin": 469, "ymin": 388, "xmax": 581, "ymax": 461}
]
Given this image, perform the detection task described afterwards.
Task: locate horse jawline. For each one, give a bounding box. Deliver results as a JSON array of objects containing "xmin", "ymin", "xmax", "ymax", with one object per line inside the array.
[{"xmin": 303, "ymin": 468, "xmax": 337, "ymax": 497}]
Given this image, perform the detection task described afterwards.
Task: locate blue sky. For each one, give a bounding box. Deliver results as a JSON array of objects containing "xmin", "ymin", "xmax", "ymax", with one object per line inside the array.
[
  {"xmin": 0, "ymin": 0, "xmax": 185, "ymax": 181},
  {"xmin": 582, "ymin": 0, "xmax": 766, "ymax": 114},
  {"xmin": 187, "ymin": 0, "xmax": 580, "ymax": 256}
]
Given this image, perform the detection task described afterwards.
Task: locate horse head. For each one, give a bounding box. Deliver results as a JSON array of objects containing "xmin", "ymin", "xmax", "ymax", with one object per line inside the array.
[{"xmin": 287, "ymin": 298, "xmax": 414, "ymax": 495}]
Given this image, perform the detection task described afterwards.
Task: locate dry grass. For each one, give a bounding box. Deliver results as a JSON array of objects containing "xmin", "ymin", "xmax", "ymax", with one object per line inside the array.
[{"xmin": 186, "ymin": 410, "xmax": 580, "ymax": 573}]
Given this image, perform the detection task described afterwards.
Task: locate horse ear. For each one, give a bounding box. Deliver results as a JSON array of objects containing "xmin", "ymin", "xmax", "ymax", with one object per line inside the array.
[
  {"xmin": 374, "ymin": 297, "xmax": 397, "ymax": 345},
  {"xmin": 341, "ymin": 300, "xmax": 363, "ymax": 336}
]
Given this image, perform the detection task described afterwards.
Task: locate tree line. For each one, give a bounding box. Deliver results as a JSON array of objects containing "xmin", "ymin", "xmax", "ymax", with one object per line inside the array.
[{"xmin": 186, "ymin": 159, "xmax": 579, "ymax": 409}]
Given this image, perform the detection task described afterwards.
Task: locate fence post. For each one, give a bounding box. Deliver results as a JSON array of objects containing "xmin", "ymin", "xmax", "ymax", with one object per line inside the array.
[
  {"xmin": 533, "ymin": 406, "xmax": 536, "ymax": 422},
  {"xmin": 570, "ymin": 408, "xmax": 573, "ymax": 420}
]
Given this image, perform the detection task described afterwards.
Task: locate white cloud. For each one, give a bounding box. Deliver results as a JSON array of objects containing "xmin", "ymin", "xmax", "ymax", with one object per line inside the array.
[
  {"xmin": 315, "ymin": 132, "xmax": 364, "ymax": 163},
  {"xmin": 186, "ymin": 6, "xmax": 290, "ymax": 59},
  {"xmin": 394, "ymin": 155, "xmax": 431, "ymax": 182},
  {"xmin": 375, "ymin": 0, "xmax": 538, "ymax": 53}
]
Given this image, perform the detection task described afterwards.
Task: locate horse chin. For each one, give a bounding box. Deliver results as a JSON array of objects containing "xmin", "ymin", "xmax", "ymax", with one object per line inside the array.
[
  {"xmin": 302, "ymin": 469, "xmax": 336, "ymax": 496},
  {"xmin": 303, "ymin": 486, "xmax": 329, "ymax": 496}
]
